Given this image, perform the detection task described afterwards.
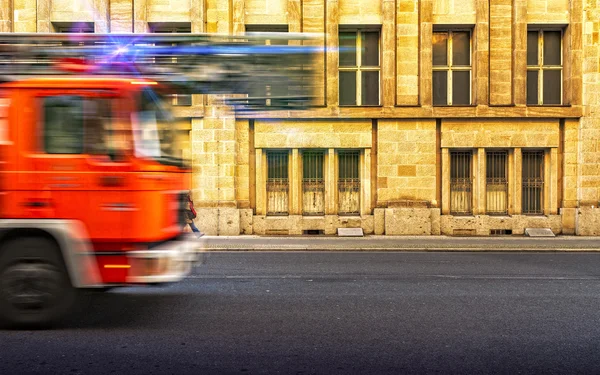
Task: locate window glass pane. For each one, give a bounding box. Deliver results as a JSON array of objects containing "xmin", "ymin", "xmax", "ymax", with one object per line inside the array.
[
  {"xmin": 527, "ymin": 70, "xmax": 539, "ymax": 104},
  {"xmin": 433, "ymin": 71, "xmax": 447, "ymax": 105},
  {"xmin": 452, "ymin": 71, "xmax": 470, "ymax": 105},
  {"xmin": 339, "ymin": 32, "xmax": 357, "ymax": 66},
  {"xmin": 543, "ymin": 70, "xmax": 561, "ymax": 104},
  {"xmin": 432, "ymin": 32, "xmax": 448, "ymax": 66},
  {"xmin": 452, "ymin": 31, "xmax": 470, "ymax": 66},
  {"xmin": 543, "ymin": 31, "xmax": 561, "ymax": 66},
  {"xmin": 361, "ymin": 31, "xmax": 379, "ymax": 66},
  {"xmin": 527, "ymin": 31, "xmax": 539, "ymax": 66},
  {"xmin": 44, "ymin": 96, "xmax": 84, "ymax": 154},
  {"xmin": 174, "ymin": 94, "xmax": 192, "ymax": 106},
  {"xmin": 361, "ymin": 71, "xmax": 379, "ymax": 105},
  {"xmin": 339, "ymin": 71, "xmax": 357, "ymax": 105}
]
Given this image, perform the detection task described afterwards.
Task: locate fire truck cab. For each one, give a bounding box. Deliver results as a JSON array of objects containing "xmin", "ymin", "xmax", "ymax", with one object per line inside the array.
[
  {"xmin": 0, "ymin": 77, "xmax": 197, "ymax": 327},
  {"xmin": 0, "ymin": 32, "xmax": 317, "ymax": 327}
]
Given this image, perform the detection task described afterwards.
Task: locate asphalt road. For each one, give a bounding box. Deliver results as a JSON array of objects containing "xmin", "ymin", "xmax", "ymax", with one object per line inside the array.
[{"xmin": 2, "ymin": 251, "xmax": 600, "ymax": 374}]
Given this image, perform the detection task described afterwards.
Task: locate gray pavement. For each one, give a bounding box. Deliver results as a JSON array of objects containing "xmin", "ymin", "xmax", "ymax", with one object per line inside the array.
[
  {"xmin": 4, "ymin": 251, "xmax": 600, "ymax": 374},
  {"xmin": 200, "ymin": 235, "xmax": 600, "ymax": 251}
]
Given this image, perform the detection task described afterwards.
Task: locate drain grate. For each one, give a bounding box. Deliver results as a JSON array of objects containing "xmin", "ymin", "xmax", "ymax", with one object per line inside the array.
[{"xmin": 490, "ymin": 229, "xmax": 512, "ymax": 236}]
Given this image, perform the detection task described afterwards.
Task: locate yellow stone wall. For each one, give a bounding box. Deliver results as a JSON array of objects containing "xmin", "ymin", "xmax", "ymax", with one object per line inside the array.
[
  {"xmin": 0, "ymin": 0, "xmax": 599, "ymax": 236},
  {"xmin": 377, "ymin": 120, "xmax": 437, "ymax": 204}
]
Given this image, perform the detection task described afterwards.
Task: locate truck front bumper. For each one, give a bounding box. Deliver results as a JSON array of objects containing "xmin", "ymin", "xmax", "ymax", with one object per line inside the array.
[{"xmin": 126, "ymin": 234, "xmax": 205, "ymax": 284}]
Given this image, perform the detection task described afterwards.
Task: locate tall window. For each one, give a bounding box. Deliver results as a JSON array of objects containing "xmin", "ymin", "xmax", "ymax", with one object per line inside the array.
[
  {"xmin": 522, "ymin": 150, "xmax": 544, "ymax": 215},
  {"xmin": 432, "ymin": 30, "xmax": 472, "ymax": 106},
  {"xmin": 338, "ymin": 150, "xmax": 360, "ymax": 215},
  {"xmin": 302, "ymin": 151, "xmax": 325, "ymax": 215},
  {"xmin": 527, "ymin": 29, "xmax": 562, "ymax": 105},
  {"xmin": 149, "ymin": 22, "xmax": 192, "ymax": 106},
  {"xmin": 450, "ymin": 150, "xmax": 473, "ymax": 215},
  {"xmin": 486, "ymin": 151, "xmax": 508, "ymax": 215},
  {"xmin": 339, "ymin": 28, "xmax": 380, "ymax": 106},
  {"xmin": 245, "ymin": 25, "xmax": 289, "ymax": 106},
  {"xmin": 267, "ymin": 151, "xmax": 289, "ymax": 215}
]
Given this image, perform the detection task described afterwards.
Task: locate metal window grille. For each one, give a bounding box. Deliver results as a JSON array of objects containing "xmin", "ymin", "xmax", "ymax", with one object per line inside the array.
[
  {"xmin": 432, "ymin": 30, "xmax": 472, "ymax": 105},
  {"xmin": 267, "ymin": 151, "xmax": 289, "ymax": 215},
  {"xmin": 338, "ymin": 150, "xmax": 360, "ymax": 215},
  {"xmin": 522, "ymin": 150, "xmax": 544, "ymax": 215},
  {"xmin": 450, "ymin": 151, "xmax": 473, "ymax": 215},
  {"xmin": 302, "ymin": 151, "xmax": 325, "ymax": 215},
  {"xmin": 486, "ymin": 151, "xmax": 508, "ymax": 215}
]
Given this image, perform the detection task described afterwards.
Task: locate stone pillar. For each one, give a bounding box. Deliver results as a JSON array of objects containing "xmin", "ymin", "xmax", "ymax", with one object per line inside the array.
[
  {"xmin": 475, "ymin": 0, "xmax": 489, "ymax": 106},
  {"xmin": 441, "ymin": 148, "xmax": 450, "ymax": 214},
  {"xmin": 36, "ymin": 0, "xmax": 51, "ymax": 32},
  {"xmin": 394, "ymin": 0, "xmax": 419, "ymax": 105},
  {"xmin": 419, "ymin": 0, "xmax": 433, "ymax": 106},
  {"xmin": 94, "ymin": 0, "xmax": 110, "ymax": 33},
  {"xmin": 13, "ymin": 0, "xmax": 35, "ymax": 32},
  {"xmin": 544, "ymin": 149, "xmax": 551, "ymax": 215},
  {"xmin": 512, "ymin": 0, "xmax": 527, "ymax": 105},
  {"xmin": 0, "ymin": 0, "xmax": 13, "ymax": 32},
  {"xmin": 255, "ymin": 149, "xmax": 265, "ymax": 215},
  {"xmin": 133, "ymin": 0, "xmax": 147, "ymax": 33},
  {"xmin": 290, "ymin": 149, "xmax": 301, "ymax": 215},
  {"xmin": 507, "ymin": 149, "xmax": 515, "ymax": 214},
  {"xmin": 381, "ymin": 0, "xmax": 395, "ymax": 107},
  {"xmin": 514, "ymin": 148, "xmax": 522, "ymax": 215},
  {"xmin": 362, "ymin": 149, "xmax": 372, "ymax": 215},
  {"xmin": 325, "ymin": 0, "xmax": 339, "ymax": 107},
  {"xmin": 326, "ymin": 148, "xmax": 336, "ymax": 214},
  {"xmin": 476, "ymin": 148, "xmax": 486, "ymax": 215},
  {"xmin": 563, "ymin": 119, "xmax": 579, "ymax": 208},
  {"xmin": 304, "ymin": 0, "xmax": 326, "ymax": 106},
  {"xmin": 550, "ymin": 148, "xmax": 558, "ymax": 214},
  {"xmin": 489, "ymin": 0, "xmax": 513, "ymax": 105},
  {"xmin": 568, "ymin": 0, "xmax": 583, "ymax": 106},
  {"xmin": 110, "ymin": 0, "xmax": 133, "ymax": 33}
]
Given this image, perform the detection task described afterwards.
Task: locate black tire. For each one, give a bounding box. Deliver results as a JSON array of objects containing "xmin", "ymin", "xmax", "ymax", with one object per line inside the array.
[{"xmin": 0, "ymin": 237, "xmax": 77, "ymax": 328}]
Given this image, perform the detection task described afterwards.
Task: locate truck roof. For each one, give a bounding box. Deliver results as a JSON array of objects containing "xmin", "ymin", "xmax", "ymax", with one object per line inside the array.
[{"xmin": 0, "ymin": 76, "xmax": 156, "ymax": 89}]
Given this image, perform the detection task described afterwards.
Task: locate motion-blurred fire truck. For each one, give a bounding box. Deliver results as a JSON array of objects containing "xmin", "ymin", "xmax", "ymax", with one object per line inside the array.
[{"xmin": 0, "ymin": 32, "xmax": 317, "ymax": 327}]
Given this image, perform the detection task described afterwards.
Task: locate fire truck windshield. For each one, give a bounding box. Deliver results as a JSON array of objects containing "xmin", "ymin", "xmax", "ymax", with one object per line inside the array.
[{"xmin": 133, "ymin": 88, "xmax": 187, "ymax": 168}]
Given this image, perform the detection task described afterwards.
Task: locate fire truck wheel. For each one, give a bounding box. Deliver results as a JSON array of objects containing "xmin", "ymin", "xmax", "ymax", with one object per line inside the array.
[{"xmin": 0, "ymin": 237, "xmax": 77, "ymax": 328}]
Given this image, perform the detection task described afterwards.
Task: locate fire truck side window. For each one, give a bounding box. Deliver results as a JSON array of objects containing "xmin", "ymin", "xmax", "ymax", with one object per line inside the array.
[{"xmin": 43, "ymin": 96, "xmax": 112, "ymax": 155}]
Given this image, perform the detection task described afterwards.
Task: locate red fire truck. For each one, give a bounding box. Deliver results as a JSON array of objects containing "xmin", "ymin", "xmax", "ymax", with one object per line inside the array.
[{"xmin": 0, "ymin": 33, "xmax": 316, "ymax": 327}]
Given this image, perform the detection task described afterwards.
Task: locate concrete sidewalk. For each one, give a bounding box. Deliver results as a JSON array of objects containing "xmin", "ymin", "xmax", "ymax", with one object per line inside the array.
[{"xmin": 199, "ymin": 235, "xmax": 600, "ymax": 251}]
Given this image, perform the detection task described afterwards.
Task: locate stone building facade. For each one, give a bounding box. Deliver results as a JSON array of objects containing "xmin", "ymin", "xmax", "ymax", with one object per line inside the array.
[{"xmin": 1, "ymin": 0, "xmax": 599, "ymax": 236}]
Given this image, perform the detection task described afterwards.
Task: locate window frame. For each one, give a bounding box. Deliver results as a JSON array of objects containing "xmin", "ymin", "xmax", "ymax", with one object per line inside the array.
[
  {"xmin": 432, "ymin": 29, "xmax": 473, "ymax": 106},
  {"xmin": 301, "ymin": 149, "xmax": 326, "ymax": 216},
  {"xmin": 337, "ymin": 149, "xmax": 361, "ymax": 216},
  {"xmin": 521, "ymin": 149, "xmax": 545, "ymax": 215},
  {"xmin": 449, "ymin": 149, "xmax": 474, "ymax": 216},
  {"xmin": 245, "ymin": 25, "xmax": 290, "ymax": 107},
  {"xmin": 338, "ymin": 27, "xmax": 381, "ymax": 107},
  {"xmin": 485, "ymin": 150, "xmax": 509, "ymax": 216},
  {"xmin": 266, "ymin": 150, "xmax": 291, "ymax": 216},
  {"xmin": 527, "ymin": 28, "xmax": 563, "ymax": 106}
]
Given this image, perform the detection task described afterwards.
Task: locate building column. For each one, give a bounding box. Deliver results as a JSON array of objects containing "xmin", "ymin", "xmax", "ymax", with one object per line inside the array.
[
  {"xmin": 362, "ymin": 149, "xmax": 372, "ymax": 215},
  {"xmin": 290, "ymin": 149, "xmax": 301, "ymax": 215},
  {"xmin": 507, "ymin": 149, "xmax": 515, "ymax": 214},
  {"xmin": 550, "ymin": 148, "xmax": 558, "ymax": 214},
  {"xmin": 514, "ymin": 148, "xmax": 522, "ymax": 215},
  {"xmin": 441, "ymin": 148, "xmax": 450, "ymax": 214},
  {"xmin": 326, "ymin": 149, "xmax": 336, "ymax": 214},
  {"xmin": 419, "ymin": 0, "xmax": 433, "ymax": 106},
  {"xmin": 476, "ymin": 148, "xmax": 486, "ymax": 215},
  {"xmin": 255, "ymin": 149, "xmax": 265, "ymax": 215}
]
